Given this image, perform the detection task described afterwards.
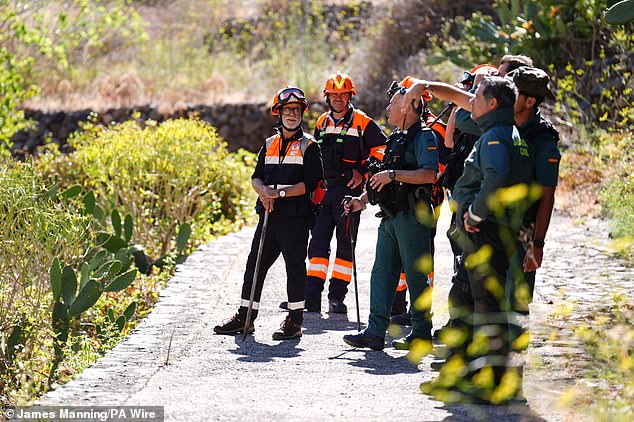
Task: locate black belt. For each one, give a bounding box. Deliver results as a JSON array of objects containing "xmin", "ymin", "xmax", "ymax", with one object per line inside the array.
[{"xmin": 323, "ymin": 171, "xmax": 351, "ymax": 188}]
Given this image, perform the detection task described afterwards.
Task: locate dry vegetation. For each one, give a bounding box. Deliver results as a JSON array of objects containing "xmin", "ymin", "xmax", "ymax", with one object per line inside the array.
[{"xmin": 23, "ymin": 0, "xmax": 491, "ymax": 114}]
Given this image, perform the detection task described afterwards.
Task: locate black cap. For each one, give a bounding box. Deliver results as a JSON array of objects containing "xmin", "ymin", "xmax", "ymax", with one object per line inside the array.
[{"xmin": 507, "ymin": 66, "xmax": 555, "ymax": 100}]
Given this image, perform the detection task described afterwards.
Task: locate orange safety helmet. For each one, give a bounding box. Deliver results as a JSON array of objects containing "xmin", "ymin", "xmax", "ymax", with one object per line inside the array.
[
  {"xmin": 470, "ymin": 63, "xmax": 498, "ymax": 75},
  {"xmin": 271, "ymin": 86, "xmax": 309, "ymax": 115},
  {"xmin": 387, "ymin": 76, "xmax": 433, "ymax": 102},
  {"xmin": 323, "ymin": 72, "xmax": 356, "ymax": 97},
  {"xmin": 460, "ymin": 64, "xmax": 498, "ymax": 88},
  {"xmin": 400, "ymin": 76, "xmax": 433, "ymax": 102}
]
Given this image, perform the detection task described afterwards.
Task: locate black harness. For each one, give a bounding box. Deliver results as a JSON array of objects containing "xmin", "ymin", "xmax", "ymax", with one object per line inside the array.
[
  {"xmin": 366, "ymin": 124, "xmax": 433, "ymax": 217},
  {"xmin": 316, "ymin": 110, "xmax": 359, "ymax": 187}
]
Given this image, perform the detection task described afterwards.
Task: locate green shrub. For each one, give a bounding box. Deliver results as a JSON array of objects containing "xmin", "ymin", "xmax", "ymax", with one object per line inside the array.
[
  {"xmin": 428, "ymin": 0, "xmax": 615, "ymax": 69},
  {"xmin": 0, "ymin": 160, "xmax": 89, "ymax": 400},
  {"xmin": 36, "ymin": 118, "xmax": 256, "ymax": 259},
  {"xmin": 600, "ymin": 130, "xmax": 634, "ymax": 259},
  {"xmin": 603, "ymin": 173, "xmax": 634, "ymax": 257}
]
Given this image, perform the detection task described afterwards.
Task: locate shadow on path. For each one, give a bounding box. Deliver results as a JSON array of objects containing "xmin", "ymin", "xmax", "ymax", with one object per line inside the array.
[
  {"xmin": 329, "ymin": 349, "xmax": 420, "ymax": 375},
  {"xmin": 230, "ymin": 337, "xmax": 304, "ymax": 363},
  {"xmin": 438, "ymin": 402, "xmax": 547, "ymax": 422},
  {"xmin": 301, "ymin": 312, "xmax": 360, "ymax": 335}
]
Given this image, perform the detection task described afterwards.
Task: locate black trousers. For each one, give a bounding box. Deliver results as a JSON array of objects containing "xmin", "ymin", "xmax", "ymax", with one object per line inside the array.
[
  {"xmin": 444, "ymin": 212, "xmax": 474, "ymax": 356},
  {"xmin": 238, "ymin": 212, "xmax": 310, "ymax": 323},
  {"xmin": 465, "ymin": 219, "xmax": 519, "ymax": 380}
]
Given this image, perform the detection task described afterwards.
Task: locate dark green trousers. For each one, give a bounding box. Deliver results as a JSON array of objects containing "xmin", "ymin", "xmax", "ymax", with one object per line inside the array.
[{"xmin": 366, "ymin": 210, "xmax": 433, "ymax": 338}]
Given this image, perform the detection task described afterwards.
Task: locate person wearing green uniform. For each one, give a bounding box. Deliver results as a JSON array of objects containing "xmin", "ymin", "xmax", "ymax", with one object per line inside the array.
[
  {"xmin": 403, "ymin": 76, "xmax": 533, "ymax": 404},
  {"xmin": 506, "ymin": 66, "xmax": 561, "ymax": 345},
  {"xmin": 342, "ymin": 84, "xmax": 440, "ymax": 351}
]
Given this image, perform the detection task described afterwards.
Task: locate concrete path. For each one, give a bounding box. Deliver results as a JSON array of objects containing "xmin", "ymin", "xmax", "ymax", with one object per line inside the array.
[{"xmin": 39, "ymin": 204, "xmax": 633, "ymax": 421}]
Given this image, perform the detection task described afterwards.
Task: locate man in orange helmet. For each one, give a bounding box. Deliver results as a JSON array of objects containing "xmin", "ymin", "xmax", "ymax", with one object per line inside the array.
[
  {"xmin": 282, "ymin": 72, "xmax": 387, "ymax": 314},
  {"xmin": 214, "ymin": 86, "xmax": 323, "ymax": 340}
]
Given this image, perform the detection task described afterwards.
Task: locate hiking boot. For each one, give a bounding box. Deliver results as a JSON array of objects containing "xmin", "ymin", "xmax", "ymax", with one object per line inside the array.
[
  {"xmin": 430, "ymin": 360, "xmax": 446, "ymax": 371},
  {"xmin": 392, "ymin": 333, "xmax": 432, "ymax": 350},
  {"xmin": 328, "ymin": 299, "xmax": 347, "ymax": 314},
  {"xmin": 390, "ymin": 312, "xmax": 411, "ymax": 326},
  {"xmin": 343, "ymin": 331, "xmax": 384, "ymax": 351},
  {"xmin": 272, "ymin": 316, "xmax": 302, "ymax": 340},
  {"xmin": 213, "ymin": 314, "xmax": 254, "ymax": 335}
]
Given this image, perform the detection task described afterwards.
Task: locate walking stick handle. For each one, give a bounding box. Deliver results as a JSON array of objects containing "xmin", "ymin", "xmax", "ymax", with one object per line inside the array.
[
  {"xmin": 347, "ymin": 208, "xmax": 362, "ymax": 332},
  {"xmin": 341, "ymin": 195, "xmax": 354, "ymax": 217}
]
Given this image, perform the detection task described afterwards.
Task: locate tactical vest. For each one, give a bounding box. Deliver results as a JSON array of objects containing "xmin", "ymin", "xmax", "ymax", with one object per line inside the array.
[
  {"xmin": 314, "ymin": 109, "xmax": 372, "ymax": 186},
  {"xmin": 424, "ymin": 112, "xmax": 448, "ymax": 208},
  {"xmin": 366, "ymin": 127, "xmax": 434, "ymax": 215}
]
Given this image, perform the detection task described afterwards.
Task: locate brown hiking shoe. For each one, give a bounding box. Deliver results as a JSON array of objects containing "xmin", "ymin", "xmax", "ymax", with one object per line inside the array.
[
  {"xmin": 213, "ymin": 314, "xmax": 254, "ymax": 335},
  {"xmin": 272, "ymin": 316, "xmax": 302, "ymax": 340}
]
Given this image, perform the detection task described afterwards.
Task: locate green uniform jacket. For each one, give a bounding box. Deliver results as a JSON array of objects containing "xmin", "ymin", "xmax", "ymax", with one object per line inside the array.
[
  {"xmin": 521, "ymin": 109, "xmax": 561, "ymax": 222},
  {"xmin": 452, "ymin": 107, "xmax": 532, "ymax": 227},
  {"xmin": 454, "ymin": 107, "xmax": 481, "ymax": 136}
]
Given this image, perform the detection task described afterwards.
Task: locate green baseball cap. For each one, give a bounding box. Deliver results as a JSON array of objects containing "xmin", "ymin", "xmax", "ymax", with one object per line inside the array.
[{"xmin": 507, "ymin": 66, "xmax": 555, "ymax": 100}]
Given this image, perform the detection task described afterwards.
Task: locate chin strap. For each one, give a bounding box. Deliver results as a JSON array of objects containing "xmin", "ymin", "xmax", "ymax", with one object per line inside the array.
[{"xmin": 401, "ymin": 109, "xmax": 409, "ymax": 133}]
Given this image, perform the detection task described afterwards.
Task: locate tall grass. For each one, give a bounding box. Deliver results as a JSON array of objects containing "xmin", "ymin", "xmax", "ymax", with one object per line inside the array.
[{"xmin": 27, "ymin": 0, "xmax": 369, "ymax": 110}]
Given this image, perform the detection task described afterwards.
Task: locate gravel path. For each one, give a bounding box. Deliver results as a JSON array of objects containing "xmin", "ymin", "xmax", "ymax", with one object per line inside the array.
[{"xmin": 39, "ymin": 205, "xmax": 633, "ymax": 421}]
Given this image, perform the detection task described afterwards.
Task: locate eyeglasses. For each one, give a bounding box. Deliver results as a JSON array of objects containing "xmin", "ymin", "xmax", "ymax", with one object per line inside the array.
[
  {"xmin": 280, "ymin": 106, "xmax": 303, "ymax": 116},
  {"xmin": 277, "ymin": 88, "xmax": 306, "ymax": 104}
]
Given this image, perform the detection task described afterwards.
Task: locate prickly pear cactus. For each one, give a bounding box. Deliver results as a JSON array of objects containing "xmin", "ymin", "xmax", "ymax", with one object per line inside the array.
[{"xmin": 605, "ymin": 0, "xmax": 634, "ymax": 24}]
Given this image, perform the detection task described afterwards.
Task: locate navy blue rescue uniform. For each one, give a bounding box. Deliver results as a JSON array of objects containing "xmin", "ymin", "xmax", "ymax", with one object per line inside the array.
[
  {"xmin": 306, "ymin": 106, "xmax": 386, "ymax": 305},
  {"xmin": 237, "ymin": 129, "xmax": 323, "ymax": 324}
]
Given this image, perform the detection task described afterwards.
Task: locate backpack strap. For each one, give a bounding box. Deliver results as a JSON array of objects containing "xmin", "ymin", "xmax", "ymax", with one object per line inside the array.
[{"xmin": 299, "ymin": 133, "xmax": 315, "ymax": 155}]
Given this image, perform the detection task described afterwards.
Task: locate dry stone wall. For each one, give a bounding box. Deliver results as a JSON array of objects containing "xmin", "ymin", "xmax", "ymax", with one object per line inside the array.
[{"xmin": 11, "ymin": 102, "xmax": 328, "ymax": 157}]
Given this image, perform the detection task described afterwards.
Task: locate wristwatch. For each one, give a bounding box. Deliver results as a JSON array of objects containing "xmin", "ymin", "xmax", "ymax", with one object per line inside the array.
[
  {"xmin": 278, "ymin": 189, "xmax": 286, "ymax": 198},
  {"xmin": 389, "ymin": 170, "xmax": 396, "ymax": 181},
  {"xmin": 533, "ymin": 239, "xmax": 545, "ymax": 248}
]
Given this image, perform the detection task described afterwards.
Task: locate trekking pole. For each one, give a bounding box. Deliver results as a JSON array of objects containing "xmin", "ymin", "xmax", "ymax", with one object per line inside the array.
[
  {"xmin": 343, "ymin": 195, "xmax": 361, "ymax": 332},
  {"xmin": 243, "ymin": 210, "xmax": 270, "ymax": 341},
  {"xmin": 429, "ymin": 103, "xmax": 454, "ymax": 127}
]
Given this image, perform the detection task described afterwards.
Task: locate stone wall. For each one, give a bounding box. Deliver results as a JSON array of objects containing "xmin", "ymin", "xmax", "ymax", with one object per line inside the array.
[{"xmin": 11, "ymin": 102, "xmax": 327, "ymax": 157}]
